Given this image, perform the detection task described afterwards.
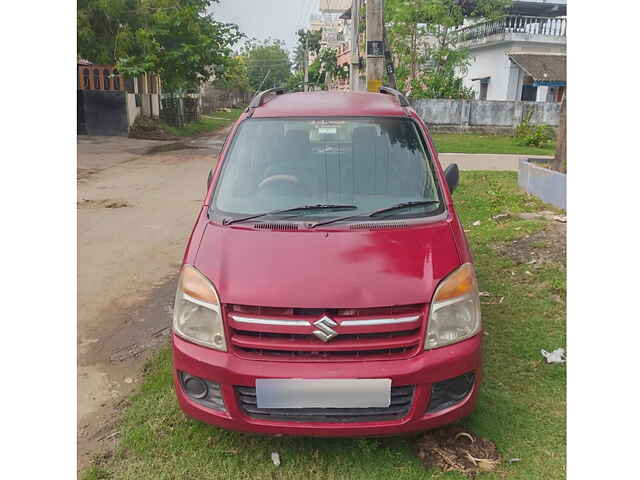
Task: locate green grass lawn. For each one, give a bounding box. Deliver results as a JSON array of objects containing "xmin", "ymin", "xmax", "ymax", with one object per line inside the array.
[
  {"xmin": 161, "ymin": 109, "xmax": 244, "ymax": 137},
  {"xmin": 432, "ymin": 133, "xmax": 555, "ymax": 156},
  {"xmin": 83, "ymin": 172, "xmax": 566, "ymax": 480}
]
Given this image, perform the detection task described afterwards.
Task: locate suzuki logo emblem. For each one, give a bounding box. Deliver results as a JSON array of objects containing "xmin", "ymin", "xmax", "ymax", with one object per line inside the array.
[{"xmin": 312, "ymin": 315, "xmax": 338, "ymax": 342}]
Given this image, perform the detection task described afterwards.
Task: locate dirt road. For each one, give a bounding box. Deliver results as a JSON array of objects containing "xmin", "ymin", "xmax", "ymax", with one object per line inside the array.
[{"xmin": 77, "ymin": 130, "xmax": 227, "ymax": 469}]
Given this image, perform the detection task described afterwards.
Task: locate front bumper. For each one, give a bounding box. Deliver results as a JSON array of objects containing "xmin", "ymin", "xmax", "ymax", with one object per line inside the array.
[{"xmin": 172, "ymin": 333, "xmax": 482, "ymax": 436}]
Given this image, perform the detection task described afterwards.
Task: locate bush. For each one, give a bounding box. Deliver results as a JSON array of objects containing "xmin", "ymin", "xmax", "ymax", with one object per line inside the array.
[
  {"xmin": 128, "ymin": 115, "xmax": 174, "ymax": 140},
  {"xmin": 515, "ymin": 111, "xmax": 555, "ymax": 148},
  {"xmin": 403, "ymin": 71, "xmax": 475, "ymax": 100},
  {"xmin": 131, "ymin": 115, "xmax": 162, "ymax": 132}
]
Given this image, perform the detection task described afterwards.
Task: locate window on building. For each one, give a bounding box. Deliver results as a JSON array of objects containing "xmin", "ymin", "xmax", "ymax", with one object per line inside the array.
[
  {"xmin": 479, "ymin": 79, "xmax": 489, "ymax": 100},
  {"xmin": 113, "ymin": 70, "xmax": 121, "ymax": 90},
  {"xmin": 103, "ymin": 69, "xmax": 111, "ymax": 90},
  {"xmin": 93, "ymin": 69, "xmax": 101, "ymax": 90},
  {"xmin": 82, "ymin": 68, "xmax": 90, "ymax": 89},
  {"xmin": 520, "ymin": 75, "xmax": 537, "ymax": 102}
]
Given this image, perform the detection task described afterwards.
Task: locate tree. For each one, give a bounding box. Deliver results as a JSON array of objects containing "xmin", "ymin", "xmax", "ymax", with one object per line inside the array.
[
  {"xmin": 77, "ymin": 0, "xmax": 139, "ymax": 64},
  {"xmin": 284, "ymin": 71, "xmax": 306, "ymax": 91},
  {"xmin": 384, "ymin": 0, "xmax": 511, "ymax": 98},
  {"xmin": 77, "ymin": 0, "xmax": 243, "ymax": 93},
  {"xmin": 214, "ymin": 55, "xmax": 251, "ymax": 93},
  {"xmin": 308, "ymin": 48, "xmax": 349, "ymax": 88},
  {"xmin": 293, "ymin": 29, "xmax": 322, "ymax": 73},
  {"xmin": 550, "ymin": 93, "xmax": 567, "ymax": 173},
  {"xmin": 244, "ymin": 39, "xmax": 292, "ymax": 91}
]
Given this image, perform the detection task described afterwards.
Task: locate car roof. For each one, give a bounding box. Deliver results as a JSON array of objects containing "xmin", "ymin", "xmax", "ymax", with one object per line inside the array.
[{"xmin": 250, "ymin": 91, "xmax": 409, "ymax": 118}]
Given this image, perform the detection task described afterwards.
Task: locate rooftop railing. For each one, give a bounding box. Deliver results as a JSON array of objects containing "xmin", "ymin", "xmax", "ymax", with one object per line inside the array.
[{"xmin": 454, "ymin": 15, "xmax": 567, "ymax": 43}]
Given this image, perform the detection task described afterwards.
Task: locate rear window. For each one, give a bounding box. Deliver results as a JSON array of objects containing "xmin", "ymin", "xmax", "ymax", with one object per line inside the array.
[{"xmin": 212, "ymin": 117, "xmax": 443, "ymax": 220}]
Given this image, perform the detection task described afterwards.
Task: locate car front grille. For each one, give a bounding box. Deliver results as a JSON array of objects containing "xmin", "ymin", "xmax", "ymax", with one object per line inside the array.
[
  {"xmin": 235, "ymin": 385, "xmax": 414, "ymax": 422},
  {"xmin": 224, "ymin": 304, "xmax": 426, "ymax": 361}
]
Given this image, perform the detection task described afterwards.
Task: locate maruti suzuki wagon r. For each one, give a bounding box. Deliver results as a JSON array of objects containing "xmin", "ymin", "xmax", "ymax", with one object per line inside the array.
[{"xmin": 172, "ymin": 87, "xmax": 482, "ymax": 436}]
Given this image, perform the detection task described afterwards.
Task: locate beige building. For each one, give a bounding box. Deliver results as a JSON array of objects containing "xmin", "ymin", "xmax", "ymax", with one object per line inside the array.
[{"xmin": 319, "ymin": 0, "xmax": 351, "ymax": 13}]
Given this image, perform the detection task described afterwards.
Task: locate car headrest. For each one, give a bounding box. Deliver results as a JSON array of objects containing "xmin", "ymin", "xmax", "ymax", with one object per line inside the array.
[
  {"xmin": 260, "ymin": 122, "xmax": 284, "ymax": 139},
  {"xmin": 352, "ymin": 126, "xmax": 378, "ymax": 144},
  {"xmin": 285, "ymin": 129, "xmax": 310, "ymax": 146}
]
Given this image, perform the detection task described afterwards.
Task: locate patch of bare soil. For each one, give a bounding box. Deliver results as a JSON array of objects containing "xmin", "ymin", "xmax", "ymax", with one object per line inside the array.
[
  {"xmin": 415, "ymin": 425, "xmax": 501, "ymax": 477},
  {"xmin": 78, "ymin": 276, "xmax": 177, "ymax": 469},
  {"xmin": 146, "ymin": 142, "xmax": 198, "ymax": 154},
  {"xmin": 77, "ymin": 126, "xmax": 230, "ymax": 470},
  {"xmin": 129, "ymin": 130, "xmax": 179, "ymax": 141},
  {"xmin": 495, "ymin": 217, "xmax": 566, "ymax": 266},
  {"xmin": 77, "ymin": 167, "xmax": 102, "ymax": 181},
  {"xmin": 78, "ymin": 199, "xmax": 132, "ymax": 209}
]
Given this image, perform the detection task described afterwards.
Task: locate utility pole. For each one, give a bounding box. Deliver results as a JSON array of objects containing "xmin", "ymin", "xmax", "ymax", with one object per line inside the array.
[
  {"xmin": 304, "ymin": 34, "xmax": 309, "ymax": 92},
  {"xmin": 350, "ymin": 0, "xmax": 361, "ymax": 91},
  {"xmin": 366, "ymin": 0, "xmax": 384, "ymax": 92},
  {"xmin": 383, "ymin": 25, "xmax": 397, "ymax": 89}
]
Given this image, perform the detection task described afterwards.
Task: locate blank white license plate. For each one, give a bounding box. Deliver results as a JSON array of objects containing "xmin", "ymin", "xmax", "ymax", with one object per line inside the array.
[{"xmin": 255, "ymin": 378, "xmax": 391, "ymax": 409}]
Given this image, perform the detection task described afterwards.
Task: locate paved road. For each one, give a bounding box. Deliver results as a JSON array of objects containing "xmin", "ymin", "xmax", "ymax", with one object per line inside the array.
[
  {"xmin": 77, "ymin": 131, "xmax": 228, "ymax": 468},
  {"xmin": 439, "ymin": 153, "xmax": 551, "ymax": 171}
]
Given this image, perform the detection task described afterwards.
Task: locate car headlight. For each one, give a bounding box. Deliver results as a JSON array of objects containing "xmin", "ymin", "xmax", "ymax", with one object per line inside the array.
[
  {"xmin": 425, "ymin": 263, "xmax": 481, "ymax": 350},
  {"xmin": 173, "ymin": 265, "xmax": 227, "ymax": 351}
]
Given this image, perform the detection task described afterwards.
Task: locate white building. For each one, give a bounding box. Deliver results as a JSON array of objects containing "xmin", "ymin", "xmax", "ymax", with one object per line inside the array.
[
  {"xmin": 311, "ymin": 0, "xmax": 351, "ymax": 49},
  {"xmin": 457, "ymin": 0, "xmax": 567, "ymax": 103},
  {"xmin": 307, "ymin": 0, "xmax": 353, "ymax": 88}
]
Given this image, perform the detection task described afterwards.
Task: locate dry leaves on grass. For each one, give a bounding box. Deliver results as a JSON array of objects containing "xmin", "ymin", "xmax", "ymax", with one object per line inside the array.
[
  {"xmin": 494, "ymin": 222, "xmax": 566, "ymax": 266},
  {"xmin": 78, "ymin": 199, "xmax": 132, "ymax": 209},
  {"xmin": 479, "ymin": 291, "xmax": 504, "ymax": 305},
  {"xmin": 415, "ymin": 425, "xmax": 501, "ymax": 477}
]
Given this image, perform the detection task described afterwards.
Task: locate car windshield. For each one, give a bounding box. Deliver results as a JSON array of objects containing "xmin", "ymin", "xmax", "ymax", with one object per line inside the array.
[{"xmin": 212, "ymin": 117, "xmax": 443, "ymax": 221}]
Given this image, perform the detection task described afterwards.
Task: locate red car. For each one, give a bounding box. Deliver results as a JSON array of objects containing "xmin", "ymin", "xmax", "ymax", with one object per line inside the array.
[{"xmin": 172, "ymin": 87, "xmax": 482, "ymax": 436}]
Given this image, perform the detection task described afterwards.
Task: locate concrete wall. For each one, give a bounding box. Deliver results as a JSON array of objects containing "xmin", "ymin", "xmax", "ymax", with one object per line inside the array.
[
  {"xmin": 414, "ymin": 99, "xmax": 464, "ymax": 125},
  {"xmin": 411, "ymin": 98, "xmax": 560, "ymax": 133},
  {"xmin": 126, "ymin": 94, "xmax": 140, "ymax": 127},
  {"xmin": 141, "ymin": 94, "xmax": 152, "ymax": 117},
  {"xmin": 470, "ymin": 100, "xmax": 519, "ymax": 126},
  {"xmin": 522, "ymin": 101, "xmax": 559, "ymax": 126},
  {"xmin": 151, "ymin": 94, "xmax": 160, "ymax": 117},
  {"xmin": 518, "ymin": 158, "xmax": 566, "ymax": 210}
]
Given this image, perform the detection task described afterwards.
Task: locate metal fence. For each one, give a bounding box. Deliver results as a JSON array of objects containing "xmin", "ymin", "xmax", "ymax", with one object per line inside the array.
[
  {"xmin": 454, "ymin": 15, "xmax": 567, "ymax": 43},
  {"xmin": 159, "ymin": 94, "xmax": 201, "ymax": 127}
]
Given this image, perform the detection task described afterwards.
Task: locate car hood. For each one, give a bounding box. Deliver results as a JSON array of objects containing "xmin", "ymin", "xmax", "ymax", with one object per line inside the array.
[{"xmin": 194, "ymin": 222, "xmax": 460, "ymax": 309}]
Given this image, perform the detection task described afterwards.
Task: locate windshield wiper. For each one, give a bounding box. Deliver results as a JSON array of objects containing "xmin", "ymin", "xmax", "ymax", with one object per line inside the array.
[
  {"xmin": 222, "ymin": 204, "xmax": 358, "ymax": 226},
  {"xmin": 310, "ymin": 200, "xmax": 440, "ymax": 228},
  {"xmin": 366, "ymin": 200, "xmax": 441, "ymax": 217}
]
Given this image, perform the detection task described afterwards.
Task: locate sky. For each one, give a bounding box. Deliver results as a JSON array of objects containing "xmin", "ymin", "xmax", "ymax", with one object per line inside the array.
[{"xmin": 209, "ymin": 0, "xmax": 321, "ymax": 56}]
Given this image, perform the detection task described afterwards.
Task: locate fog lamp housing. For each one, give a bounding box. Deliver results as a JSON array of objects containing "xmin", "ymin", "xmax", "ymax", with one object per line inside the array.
[
  {"xmin": 179, "ymin": 372, "xmax": 225, "ymax": 411},
  {"xmin": 426, "ymin": 372, "xmax": 475, "ymax": 413}
]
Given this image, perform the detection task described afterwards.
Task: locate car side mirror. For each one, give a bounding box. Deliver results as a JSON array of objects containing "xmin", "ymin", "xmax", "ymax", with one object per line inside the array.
[
  {"xmin": 207, "ymin": 169, "xmax": 213, "ymax": 189},
  {"xmin": 444, "ymin": 164, "xmax": 459, "ymax": 194}
]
